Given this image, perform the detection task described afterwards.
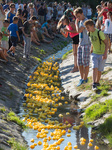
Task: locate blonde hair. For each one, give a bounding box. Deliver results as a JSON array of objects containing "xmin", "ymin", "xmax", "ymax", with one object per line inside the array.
[{"xmin": 28, "ymin": 3, "xmax": 34, "ymax": 8}]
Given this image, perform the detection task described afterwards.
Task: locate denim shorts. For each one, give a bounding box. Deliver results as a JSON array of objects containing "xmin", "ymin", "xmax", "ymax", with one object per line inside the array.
[
  {"xmin": 78, "ymin": 45, "xmax": 91, "ymax": 67},
  {"xmin": 91, "ymin": 53, "xmax": 106, "ymax": 71}
]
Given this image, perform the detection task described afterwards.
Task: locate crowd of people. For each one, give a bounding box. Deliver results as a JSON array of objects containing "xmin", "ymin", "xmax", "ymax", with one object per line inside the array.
[{"xmin": 0, "ymin": 0, "xmax": 112, "ymax": 90}]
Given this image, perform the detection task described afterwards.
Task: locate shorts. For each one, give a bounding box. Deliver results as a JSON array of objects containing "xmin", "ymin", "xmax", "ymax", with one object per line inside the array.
[
  {"xmin": 72, "ymin": 34, "xmax": 79, "ymax": 44},
  {"xmin": 1, "ymin": 41, "xmax": 8, "ymax": 50},
  {"xmin": 10, "ymin": 36, "xmax": 18, "ymax": 47},
  {"xmin": 78, "ymin": 45, "xmax": 91, "ymax": 67},
  {"xmin": 106, "ymin": 34, "xmax": 112, "ymax": 42},
  {"xmin": 91, "ymin": 53, "xmax": 106, "ymax": 72}
]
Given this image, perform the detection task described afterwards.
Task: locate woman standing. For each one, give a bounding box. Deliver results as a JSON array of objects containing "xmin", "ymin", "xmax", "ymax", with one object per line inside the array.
[{"xmin": 57, "ymin": 15, "xmax": 79, "ymax": 72}]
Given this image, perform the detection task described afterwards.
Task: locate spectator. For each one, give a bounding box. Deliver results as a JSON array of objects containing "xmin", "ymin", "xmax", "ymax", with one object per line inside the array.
[
  {"xmin": 98, "ymin": 1, "xmax": 112, "ymax": 25},
  {"xmin": 22, "ymin": 4, "xmax": 28, "ymax": 21},
  {"xmin": 1, "ymin": 20, "xmax": 9, "ymax": 51},
  {"xmin": 46, "ymin": 2, "xmax": 53, "ymax": 21},
  {"xmin": 28, "ymin": 3, "xmax": 35, "ymax": 18},
  {"xmin": 74, "ymin": 7, "xmax": 91, "ymax": 86},
  {"xmin": 6, "ymin": 3, "xmax": 15, "ymax": 24},
  {"xmin": 22, "ymin": 16, "xmax": 37, "ymax": 58},
  {"xmin": 52, "ymin": 5, "xmax": 57, "ymax": 21},
  {"xmin": 3, "ymin": 0, "xmax": 12, "ymax": 11},
  {"xmin": 7, "ymin": 16, "xmax": 20, "ymax": 57},
  {"xmin": 58, "ymin": 15, "xmax": 79, "ymax": 72},
  {"xmin": 84, "ymin": 19, "xmax": 108, "ymax": 90},
  {"xmin": 96, "ymin": 5, "xmax": 103, "ymax": 29},
  {"xmin": 82, "ymin": 4, "xmax": 87, "ymax": 17},
  {"xmin": 87, "ymin": 5, "xmax": 92, "ymax": 19},
  {"xmin": 103, "ymin": 11, "xmax": 112, "ymax": 53},
  {"xmin": 38, "ymin": 2, "xmax": 45, "ymax": 24},
  {"xmin": 57, "ymin": 3, "xmax": 64, "ymax": 19},
  {"xmin": 0, "ymin": 3, "xmax": 5, "ymax": 31}
]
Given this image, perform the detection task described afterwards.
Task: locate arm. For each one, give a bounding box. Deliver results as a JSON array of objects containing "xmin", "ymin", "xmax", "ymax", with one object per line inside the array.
[
  {"xmin": 22, "ymin": 27, "xmax": 28, "ymax": 37},
  {"xmin": 102, "ymin": 39, "xmax": 108, "ymax": 60},
  {"xmin": 75, "ymin": 18, "xmax": 85, "ymax": 33},
  {"xmin": 90, "ymin": 44, "xmax": 93, "ymax": 53},
  {"xmin": 0, "ymin": 5, "xmax": 5, "ymax": 15},
  {"xmin": 64, "ymin": 22, "xmax": 78, "ymax": 33},
  {"xmin": 16, "ymin": 31, "xmax": 20, "ymax": 41},
  {"xmin": 60, "ymin": 29, "xmax": 68, "ymax": 38}
]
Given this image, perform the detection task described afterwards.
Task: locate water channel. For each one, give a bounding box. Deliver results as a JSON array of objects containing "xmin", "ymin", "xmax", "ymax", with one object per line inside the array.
[{"xmin": 19, "ymin": 43, "xmax": 109, "ymax": 150}]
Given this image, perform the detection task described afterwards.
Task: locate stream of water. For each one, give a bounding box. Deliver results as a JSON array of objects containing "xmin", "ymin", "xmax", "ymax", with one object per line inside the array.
[{"xmin": 19, "ymin": 43, "xmax": 109, "ymax": 150}]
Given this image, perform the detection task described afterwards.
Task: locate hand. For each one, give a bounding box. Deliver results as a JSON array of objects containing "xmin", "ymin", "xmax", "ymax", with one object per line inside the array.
[
  {"xmin": 63, "ymin": 28, "xmax": 69, "ymax": 32},
  {"xmin": 76, "ymin": 18, "xmax": 79, "ymax": 24},
  {"xmin": 90, "ymin": 49, "xmax": 93, "ymax": 54},
  {"xmin": 102, "ymin": 53, "xmax": 107, "ymax": 60},
  {"xmin": 18, "ymin": 37, "xmax": 20, "ymax": 42}
]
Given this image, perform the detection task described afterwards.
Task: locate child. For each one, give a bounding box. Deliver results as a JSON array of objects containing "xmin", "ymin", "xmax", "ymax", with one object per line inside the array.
[
  {"xmin": 84, "ymin": 19, "xmax": 108, "ymax": 90},
  {"xmin": 8, "ymin": 16, "xmax": 20, "ymax": 57},
  {"xmin": 57, "ymin": 15, "xmax": 79, "ymax": 72},
  {"xmin": 1, "ymin": 20, "xmax": 9, "ymax": 52},
  {"xmin": 0, "ymin": 32, "xmax": 8, "ymax": 62},
  {"xmin": 22, "ymin": 16, "xmax": 37, "ymax": 58},
  {"xmin": 103, "ymin": 11, "xmax": 112, "ymax": 53},
  {"xmin": 74, "ymin": 7, "xmax": 91, "ymax": 86}
]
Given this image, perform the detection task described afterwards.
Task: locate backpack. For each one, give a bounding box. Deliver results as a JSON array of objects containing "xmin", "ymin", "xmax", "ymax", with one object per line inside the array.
[{"xmin": 88, "ymin": 29, "xmax": 102, "ymax": 46}]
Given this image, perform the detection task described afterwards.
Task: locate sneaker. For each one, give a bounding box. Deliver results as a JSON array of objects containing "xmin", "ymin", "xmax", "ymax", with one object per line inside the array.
[
  {"xmin": 96, "ymin": 83, "xmax": 100, "ymax": 87},
  {"xmin": 83, "ymin": 78, "xmax": 88, "ymax": 83},
  {"xmin": 10, "ymin": 53, "xmax": 15, "ymax": 57},
  {"xmin": 92, "ymin": 83, "xmax": 97, "ymax": 91},
  {"xmin": 7, "ymin": 50, "xmax": 11, "ymax": 54},
  {"xmin": 77, "ymin": 79, "xmax": 84, "ymax": 87}
]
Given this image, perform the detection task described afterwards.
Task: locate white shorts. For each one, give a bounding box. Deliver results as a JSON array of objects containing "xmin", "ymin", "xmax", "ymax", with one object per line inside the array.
[{"xmin": 1, "ymin": 41, "xmax": 9, "ymax": 50}]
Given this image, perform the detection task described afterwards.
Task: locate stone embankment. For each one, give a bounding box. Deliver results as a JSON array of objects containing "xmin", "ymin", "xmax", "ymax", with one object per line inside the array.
[{"xmin": 0, "ymin": 35, "xmax": 71, "ymax": 150}]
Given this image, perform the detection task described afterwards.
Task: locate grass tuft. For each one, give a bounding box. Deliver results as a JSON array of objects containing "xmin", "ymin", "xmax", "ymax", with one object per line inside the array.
[
  {"xmin": 8, "ymin": 138, "xmax": 28, "ymax": 150},
  {"xmin": 84, "ymin": 99, "xmax": 112, "ymax": 122},
  {"xmin": 62, "ymin": 49, "xmax": 73, "ymax": 60},
  {"xmin": 7, "ymin": 111, "xmax": 26, "ymax": 129}
]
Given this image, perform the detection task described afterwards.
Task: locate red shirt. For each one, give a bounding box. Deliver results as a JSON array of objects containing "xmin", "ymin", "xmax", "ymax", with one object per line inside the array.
[{"xmin": 102, "ymin": 7, "xmax": 112, "ymax": 24}]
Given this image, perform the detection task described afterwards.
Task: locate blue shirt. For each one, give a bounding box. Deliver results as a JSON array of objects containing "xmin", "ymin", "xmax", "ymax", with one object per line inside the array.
[
  {"xmin": 8, "ymin": 23, "xmax": 18, "ymax": 37},
  {"xmin": 41, "ymin": 22, "xmax": 48, "ymax": 29},
  {"xmin": 6, "ymin": 12, "xmax": 15, "ymax": 23}
]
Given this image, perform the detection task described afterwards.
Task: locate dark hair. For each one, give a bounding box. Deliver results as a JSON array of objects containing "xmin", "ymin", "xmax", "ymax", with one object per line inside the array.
[
  {"xmin": 74, "ymin": 7, "xmax": 83, "ymax": 15},
  {"xmin": 24, "ymin": 4, "xmax": 27, "ymax": 9},
  {"xmin": 30, "ymin": 16, "xmax": 37, "ymax": 20},
  {"xmin": 3, "ymin": 19, "xmax": 9, "ymax": 23},
  {"xmin": 84, "ymin": 19, "xmax": 95, "ymax": 26},
  {"xmin": 16, "ymin": 8, "xmax": 22, "ymax": 16},
  {"xmin": 13, "ymin": 16, "xmax": 19, "ymax": 21},
  {"xmin": 108, "ymin": 11, "xmax": 112, "ymax": 16}
]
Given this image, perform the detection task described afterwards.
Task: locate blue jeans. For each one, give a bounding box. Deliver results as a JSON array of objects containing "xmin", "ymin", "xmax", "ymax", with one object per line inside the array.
[{"xmin": 23, "ymin": 36, "xmax": 31, "ymax": 57}]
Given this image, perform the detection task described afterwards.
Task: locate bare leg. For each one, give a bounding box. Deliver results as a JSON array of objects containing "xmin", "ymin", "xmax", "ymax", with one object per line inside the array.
[
  {"xmin": 42, "ymin": 39, "xmax": 52, "ymax": 44},
  {"xmin": 93, "ymin": 68, "xmax": 98, "ymax": 83},
  {"xmin": 0, "ymin": 51, "xmax": 8, "ymax": 61},
  {"xmin": 71, "ymin": 44, "xmax": 78, "ymax": 73},
  {"xmin": 83, "ymin": 66, "xmax": 89, "ymax": 80},
  {"xmin": 10, "ymin": 46, "xmax": 15, "ymax": 53},
  {"xmin": 96, "ymin": 70, "xmax": 101, "ymax": 83},
  {"xmin": 33, "ymin": 32, "xmax": 40, "ymax": 42},
  {"xmin": 78, "ymin": 65, "xmax": 84, "ymax": 79}
]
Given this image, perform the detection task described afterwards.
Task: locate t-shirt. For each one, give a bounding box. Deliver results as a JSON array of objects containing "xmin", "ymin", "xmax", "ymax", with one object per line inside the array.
[
  {"xmin": 6, "ymin": 11, "xmax": 15, "ymax": 23},
  {"xmin": 22, "ymin": 9, "xmax": 28, "ymax": 19},
  {"xmin": 1, "ymin": 27, "xmax": 8, "ymax": 41},
  {"xmin": 104, "ymin": 19, "xmax": 112, "ymax": 34},
  {"xmin": 23, "ymin": 21, "xmax": 32, "ymax": 37},
  {"xmin": 8, "ymin": 23, "xmax": 18, "ymax": 37},
  {"xmin": 79, "ymin": 18, "xmax": 91, "ymax": 46},
  {"xmin": 102, "ymin": 7, "xmax": 112, "ymax": 24},
  {"xmin": 89, "ymin": 29, "xmax": 105, "ymax": 54},
  {"xmin": 41, "ymin": 22, "xmax": 48, "ymax": 29}
]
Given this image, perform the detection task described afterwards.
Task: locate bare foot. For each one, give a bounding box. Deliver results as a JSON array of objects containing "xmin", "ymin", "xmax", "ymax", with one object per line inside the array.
[{"xmin": 70, "ymin": 67, "xmax": 79, "ymax": 73}]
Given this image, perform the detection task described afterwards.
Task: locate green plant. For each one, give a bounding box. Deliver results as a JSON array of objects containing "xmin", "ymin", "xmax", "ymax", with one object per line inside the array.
[
  {"xmin": 98, "ymin": 115, "xmax": 112, "ymax": 146},
  {"xmin": 8, "ymin": 138, "xmax": 28, "ymax": 150},
  {"xmin": 62, "ymin": 49, "xmax": 73, "ymax": 60},
  {"xmin": 0, "ymin": 107, "xmax": 6, "ymax": 112},
  {"xmin": 7, "ymin": 111, "xmax": 26, "ymax": 129},
  {"xmin": 84, "ymin": 99, "xmax": 112, "ymax": 122}
]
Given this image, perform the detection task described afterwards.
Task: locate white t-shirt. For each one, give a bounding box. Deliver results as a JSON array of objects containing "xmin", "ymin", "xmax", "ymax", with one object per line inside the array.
[
  {"xmin": 104, "ymin": 19, "xmax": 112, "ymax": 34},
  {"xmin": 46, "ymin": 7, "xmax": 53, "ymax": 20}
]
